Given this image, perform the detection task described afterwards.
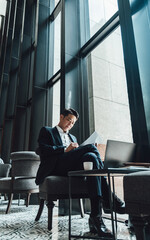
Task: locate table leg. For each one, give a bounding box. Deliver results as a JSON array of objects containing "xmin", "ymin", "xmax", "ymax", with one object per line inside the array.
[
  {"xmin": 112, "ymin": 176, "xmax": 118, "ymax": 236},
  {"xmin": 107, "ymin": 173, "xmax": 116, "ymax": 240},
  {"xmin": 69, "ymin": 176, "xmax": 72, "ymax": 240}
]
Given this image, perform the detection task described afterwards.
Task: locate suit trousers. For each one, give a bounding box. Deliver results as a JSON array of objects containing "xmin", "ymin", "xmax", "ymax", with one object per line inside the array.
[{"xmin": 53, "ymin": 144, "xmax": 108, "ymax": 198}]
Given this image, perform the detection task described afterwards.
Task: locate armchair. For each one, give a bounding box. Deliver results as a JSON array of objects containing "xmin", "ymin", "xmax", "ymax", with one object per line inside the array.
[
  {"xmin": 124, "ymin": 171, "xmax": 150, "ymax": 240},
  {"xmin": 0, "ymin": 163, "xmax": 11, "ymax": 200},
  {"xmin": 102, "ymin": 140, "xmax": 150, "ymax": 211},
  {"xmin": 35, "ymin": 145, "xmax": 89, "ymax": 231},
  {"xmin": 35, "ymin": 175, "xmax": 89, "ymax": 231},
  {"xmin": 0, "ymin": 151, "xmax": 40, "ymax": 213}
]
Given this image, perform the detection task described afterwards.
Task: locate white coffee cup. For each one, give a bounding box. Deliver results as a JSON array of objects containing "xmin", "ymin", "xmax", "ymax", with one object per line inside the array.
[{"xmin": 83, "ymin": 162, "xmax": 93, "ymax": 170}]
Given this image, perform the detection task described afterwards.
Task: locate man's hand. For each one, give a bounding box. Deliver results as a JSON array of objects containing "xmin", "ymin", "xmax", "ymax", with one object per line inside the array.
[{"xmin": 65, "ymin": 142, "xmax": 79, "ymax": 152}]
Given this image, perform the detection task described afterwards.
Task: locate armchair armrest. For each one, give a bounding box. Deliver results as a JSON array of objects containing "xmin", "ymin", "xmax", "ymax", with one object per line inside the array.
[
  {"xmin": 124, "ymin": 162, "xmax": 150, "ymax": 168},
  {"xmin": 0, "ymin": 164, "xmax": 11, "ymax": 177}
]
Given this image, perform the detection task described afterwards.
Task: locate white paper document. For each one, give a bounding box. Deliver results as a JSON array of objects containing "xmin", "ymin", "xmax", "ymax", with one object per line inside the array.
[{"xmin": 80, "ymin": 131, "xmax": 102, "ymax": 146}]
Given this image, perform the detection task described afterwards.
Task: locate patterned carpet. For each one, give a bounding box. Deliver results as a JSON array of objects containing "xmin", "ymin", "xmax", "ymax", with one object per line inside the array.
[{"xmin": 0, "ymin": 199, "xmax": 136, "ymax": 240}]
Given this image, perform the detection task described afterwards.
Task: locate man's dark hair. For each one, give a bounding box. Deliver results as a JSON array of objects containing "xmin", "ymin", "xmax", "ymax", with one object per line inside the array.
[{"xmin": 61, "ymin": 108, "xmax": 79, "ymax": 119}]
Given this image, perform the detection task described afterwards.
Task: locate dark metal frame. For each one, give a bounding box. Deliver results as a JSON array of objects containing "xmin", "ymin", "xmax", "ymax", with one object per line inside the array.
[
  {"xmin": 0, "ymin": 15, "xmax": 5, "ymax": 57},
  {"xmin": 0, "ymin": 0, "xmax": 12, "ymax": 95},
  {"xmin": 49, "ymin": 0, "xmax": 61, "ymax": 21},
  {"xmin": 25, "ymin": 0, "xmax": 39, "ymax": 148},
  {"xmin": 47, "ymin": 69, "xmax": 61, "ymax": 88},
  {"xmin": 60, "ymin": 0, "xmax": 65, "ymax": 111},
  {"xmin": 79, "ymin": 11, "xmax": 120, "ymax": 58},
  {"xmin": 118, "ymin": 0, "xmax": 149, "ymax": 144}
]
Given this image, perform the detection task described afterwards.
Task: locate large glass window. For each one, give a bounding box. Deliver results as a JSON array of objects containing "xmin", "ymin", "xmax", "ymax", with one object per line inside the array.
[
  {"xmin": 87, "ymin": 26, "xmax": 133, "ymax": 143},
  {"xmin": 50, "ymin": 0, "xmax": 61, "ymax": 14},
  {"xmin": 48, "ymin": 0, "xmax": 133, "ymax": 144},
  {"xmin": 53, "ymin": 12, "xmax": 61, "ymax": 75},
  {"xmin": 88, "ymin": 0, "xmax": 118, "ymax": 37}
]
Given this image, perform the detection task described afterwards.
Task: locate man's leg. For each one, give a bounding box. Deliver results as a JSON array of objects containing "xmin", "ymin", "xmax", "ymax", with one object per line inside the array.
[
  {"xmin": 54, "ymin": 144, "xmax": 125, "ymax": 215},
  {"xmin": 81, "ymin": 152, "xmax": 113, "ymax": 237},
  {"xmin": 53, "ymin": 145, "xmax": 113, "ymax": 238},
  {"xmin": 54, "ymin": 144, "xmax": 103, "ymax": 174}
]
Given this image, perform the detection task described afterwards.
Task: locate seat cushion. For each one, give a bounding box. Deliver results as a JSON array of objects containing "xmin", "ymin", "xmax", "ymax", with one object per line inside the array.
[
  {"xmin": 39, "ymin": 176, "xmax": 88, "ymax": 196},
  {"xmin": 0, "ymin": 177, "xmax": 39, "ymax": 192},
  {"xmin": 124, "ymin": 171, "xmax": 150, "ymax": 215}
]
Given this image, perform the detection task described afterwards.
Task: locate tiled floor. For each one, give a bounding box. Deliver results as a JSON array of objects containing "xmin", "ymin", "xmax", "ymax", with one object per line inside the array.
[{"xmin": 0, "ymin": 198, "xmax": 136, "ymax": 240}]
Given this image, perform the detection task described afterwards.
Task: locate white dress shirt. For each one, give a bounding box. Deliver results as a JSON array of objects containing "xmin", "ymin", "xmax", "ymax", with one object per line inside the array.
[{"xmin": 56, "ymin": 125, "xmax": 72, "ymax": 149}]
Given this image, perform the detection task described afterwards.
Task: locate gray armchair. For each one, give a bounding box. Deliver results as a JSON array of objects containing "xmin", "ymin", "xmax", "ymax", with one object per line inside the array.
[
  {"xmin": 35, "ymin": 175, "xmax": 89, "ymax": 230},
  {"xmin": 0, "ymin": 162, "xmax": 11, "ymax": 200},
  {"xmin": 35, "ymin": 146, "xmax": 89, "ymax": 231},
  {"xmin": 0, "ymin": 151, "xmax": 40, "ymax": 213}
]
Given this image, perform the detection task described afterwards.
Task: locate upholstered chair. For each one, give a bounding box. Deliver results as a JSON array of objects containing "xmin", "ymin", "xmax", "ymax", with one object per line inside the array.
[
  {"xmin": 0, "ymin": 162, "xmax": 11, "ymax": 200},
  {"xmin": 0, "ymin": 151, "xmax": 40, "ymax": 213},
  {"xmin": 35, "ymin": 174, "xmax": 89, "ymax": 230}
]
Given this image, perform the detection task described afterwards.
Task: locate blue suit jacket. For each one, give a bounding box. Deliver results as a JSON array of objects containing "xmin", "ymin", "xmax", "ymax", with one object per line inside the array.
[{"xmin": 35, "ymin": 126, "xmax": 77, "ymax": 185}]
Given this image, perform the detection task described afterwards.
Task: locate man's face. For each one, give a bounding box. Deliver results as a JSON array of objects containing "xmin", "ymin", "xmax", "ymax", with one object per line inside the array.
[{"xmin": 59, "ymin": 114, "xmax": 77, "ymax": 132}]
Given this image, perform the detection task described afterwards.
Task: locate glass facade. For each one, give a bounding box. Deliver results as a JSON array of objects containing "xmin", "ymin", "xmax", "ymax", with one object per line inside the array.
[
  {"xmin": 49, "ymin": 0, "xmax": 132, "ymax": 143},
  {"xmin": 1, "ymin": 0, "xmax": 149, "ymax": 161},
  {"xmin": 88, "ymin": 26, "xmax": 132, "ymax": 143},
  {"xmin": 88, "ymin": 0, "xmax": 118, "ymax": 38}
]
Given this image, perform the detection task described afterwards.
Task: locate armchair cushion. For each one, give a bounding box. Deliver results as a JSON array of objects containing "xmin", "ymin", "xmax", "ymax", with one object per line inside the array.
[
  {"xmin": 39, "ymin": 176, "xmax": 88, "ymax": 196},
  {"xmin": 0, "ymin": 177, "xmax": 39, "ymax": 191}
]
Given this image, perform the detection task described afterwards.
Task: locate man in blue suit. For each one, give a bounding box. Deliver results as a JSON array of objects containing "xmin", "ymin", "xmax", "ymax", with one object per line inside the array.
[{"xmin": 36, "ymin": 108, "xmax": 124, "ymax": 238}]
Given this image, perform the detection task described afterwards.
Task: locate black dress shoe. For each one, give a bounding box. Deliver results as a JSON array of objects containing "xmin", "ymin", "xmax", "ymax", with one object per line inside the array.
[
  {"xmin": 89, "ymin": 216, "xmax": 113, "ymax": 238},
  {"xmin": 103, "ymin": 194, "xmax": 125, "ymax": 214}
]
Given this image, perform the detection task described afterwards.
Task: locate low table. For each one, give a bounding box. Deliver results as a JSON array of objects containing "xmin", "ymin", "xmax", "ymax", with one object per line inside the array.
[{"xmin": 68, "ymin": 167, "xmax": 150, "ymax": 240}]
